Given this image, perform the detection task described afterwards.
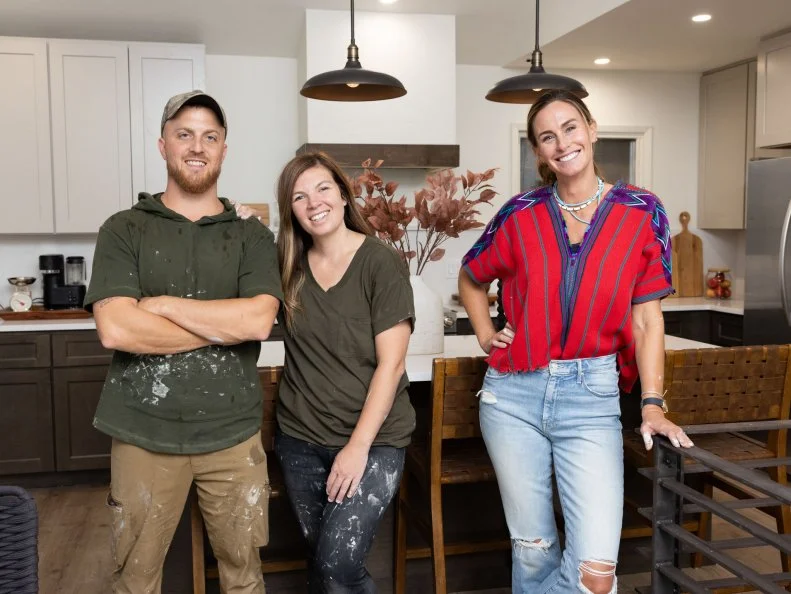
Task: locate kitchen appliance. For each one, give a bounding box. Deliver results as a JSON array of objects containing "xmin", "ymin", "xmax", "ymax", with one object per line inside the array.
[
  {"xmin": 7, "ymin": 277, "xmax": 35, "ymax": 312},
  {"xmin": 744, "ymin": 157, "xmax": 791, "ymax": 344},
  {"xmin": 39, "ymin": 254, "xmax": 86, "ymax": 310}
]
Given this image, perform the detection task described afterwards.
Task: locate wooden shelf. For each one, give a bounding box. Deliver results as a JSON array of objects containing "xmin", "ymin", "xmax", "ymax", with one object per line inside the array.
[{"xmin": 296, "ymin": 143, "xmax": 460, "ymax": 169}]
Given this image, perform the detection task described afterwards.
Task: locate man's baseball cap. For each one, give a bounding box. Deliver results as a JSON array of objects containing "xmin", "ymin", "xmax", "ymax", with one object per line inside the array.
[{"xmin": 160, "ymin": 90, "xmax": 227, "ymax": 136}]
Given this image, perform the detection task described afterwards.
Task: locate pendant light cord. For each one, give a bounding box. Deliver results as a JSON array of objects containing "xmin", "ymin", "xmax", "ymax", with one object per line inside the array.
[
  {"xmin": 350, "ymin": 0, "xmax": 355, "ymax": 45},
  {"xmin": 534, "ymin": 0, "xmax": 540, "ymax": 52}
]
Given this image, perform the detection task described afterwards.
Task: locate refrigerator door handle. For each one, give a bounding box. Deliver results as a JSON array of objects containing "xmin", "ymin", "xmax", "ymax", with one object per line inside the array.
[{"xmin": 780, "ymin": 199, "xmax": 791, "ymax": 326}]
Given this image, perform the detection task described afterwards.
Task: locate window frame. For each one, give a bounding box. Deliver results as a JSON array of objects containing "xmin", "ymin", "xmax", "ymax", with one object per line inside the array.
[{"xmin": 510, "ymin": 124, "xmax": 654, "ymax": 195}]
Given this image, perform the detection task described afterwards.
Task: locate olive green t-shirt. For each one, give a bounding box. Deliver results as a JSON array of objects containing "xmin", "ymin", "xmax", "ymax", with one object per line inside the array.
[
  {"xmin": 277, "ymin": 236, "xmax": 416, "ymax": 448},
  {"xmin": 84, "ymin": 193, "xmax": 283, "ymax": 454}
]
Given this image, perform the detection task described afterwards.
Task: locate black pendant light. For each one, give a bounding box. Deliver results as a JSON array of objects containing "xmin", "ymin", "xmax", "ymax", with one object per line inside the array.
[
  {"xmin": 486, "ymin": 0, "xmax": 588, "ymax": 104},
  {"xmin": 300, "ymin": 0, "xmax": 407, "ymax": 102}
]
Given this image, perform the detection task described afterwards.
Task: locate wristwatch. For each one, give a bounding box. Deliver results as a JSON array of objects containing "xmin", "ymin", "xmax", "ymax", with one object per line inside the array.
[{"xmin": 641, "ymin": 397, "xmax": 668, "ymax": 413}]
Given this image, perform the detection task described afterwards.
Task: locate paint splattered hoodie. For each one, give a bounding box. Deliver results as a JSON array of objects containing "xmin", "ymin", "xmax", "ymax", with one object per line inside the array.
[{"xmin": 85, "ymin": 192, "xmax": 283, "ymax": 454}]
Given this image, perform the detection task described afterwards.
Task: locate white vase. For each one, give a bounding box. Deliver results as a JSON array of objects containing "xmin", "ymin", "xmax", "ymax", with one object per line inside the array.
[{"xmin": 408, "ymin": 275, "xmax": 444, "ymax": 355}]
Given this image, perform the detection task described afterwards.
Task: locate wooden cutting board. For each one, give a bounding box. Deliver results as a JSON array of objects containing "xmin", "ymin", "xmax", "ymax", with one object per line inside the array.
[
  {"xmin": 0, "ymin": 306, "xmax": 92, "ymax": 320},
  {"xmin": 670, "ymin": 211, "xmax": 703, "ymax": 297}
]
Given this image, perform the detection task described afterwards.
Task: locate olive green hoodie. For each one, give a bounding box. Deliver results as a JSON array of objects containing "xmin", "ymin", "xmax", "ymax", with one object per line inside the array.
[{"xmin": 85, "ymin": 193, "xmax": 283, "ymax": 454}]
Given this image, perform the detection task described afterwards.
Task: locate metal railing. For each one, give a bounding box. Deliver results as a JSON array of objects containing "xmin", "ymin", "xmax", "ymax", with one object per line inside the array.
[{"xmin": 645, "ymin": 420, "xmax": 791, "ymax": 593}]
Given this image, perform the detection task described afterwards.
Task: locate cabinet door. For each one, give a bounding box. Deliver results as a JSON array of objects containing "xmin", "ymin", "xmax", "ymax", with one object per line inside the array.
[
  {"xmin": 0, "ymin": 37, "xmax": 54, "ymax": 233},
  {"xmin": 698, "ymin": 63, "xmax": 749, "ymax": 229},
  {"xmin": 52, "ymin": 331, "xmax": 113, "ymax": 367},
  {"xmin": 756, "ymin": 31, "xmax": 791, "ymax": 149},
  {"xmin": 128, "ymin": 43, "xmax": 206, "ymax": 199},
  {"xmin": 0, "ymin": 368, "xmax": 54, "ymax": 474},
  {"xmin": 710, "ymin": 312, "xmax": 744, "ymax": 347},
  {"xmin": 53, "ymin": 366, "xmax": 112, "ymax": 471},
  {"xmin": 49, "ymin": 40, "xmax": 132, "ymax": 233},
  {"xmin": 0, "ymin": 332, "xmax": 51, "ymax": 369}
]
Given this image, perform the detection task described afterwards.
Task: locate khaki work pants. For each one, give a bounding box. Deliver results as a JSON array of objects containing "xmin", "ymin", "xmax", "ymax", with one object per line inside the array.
[{"xmin": 108, "ymin": 432, "xmax": 270, "ymax": 594}]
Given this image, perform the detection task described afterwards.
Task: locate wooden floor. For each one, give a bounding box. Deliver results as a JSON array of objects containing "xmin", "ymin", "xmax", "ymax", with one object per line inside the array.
[{"xmin": 30, "ymin": 485, "xmax": 782, "ymax": 594}]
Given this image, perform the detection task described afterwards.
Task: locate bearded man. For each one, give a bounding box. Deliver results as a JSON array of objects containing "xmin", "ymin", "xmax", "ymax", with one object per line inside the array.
[{"xmin": 84, "ymin": 91, "xmax": 282, "ymax": 594}]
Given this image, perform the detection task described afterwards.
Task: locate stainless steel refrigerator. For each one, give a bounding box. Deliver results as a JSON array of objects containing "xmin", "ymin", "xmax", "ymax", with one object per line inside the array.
[{"xmin": 744, "ymin": 157, "xmax": 791, "ymax": 345}]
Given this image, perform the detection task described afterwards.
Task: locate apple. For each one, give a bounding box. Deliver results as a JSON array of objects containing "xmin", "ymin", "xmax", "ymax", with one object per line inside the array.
[
  {"xmin": 707, "ymin": 278, "xmax": 720, "ymax": 289},
  {"xmin": 721, "ymin": 287, "xmax": 731, "ymax": 299},
  {"xmin": 706, "ymin": 288, "xmax": 716, "ymax": 298},
  {"xmin": 720, "ymin": 279, "xmax": 731, "ymax": 288}
]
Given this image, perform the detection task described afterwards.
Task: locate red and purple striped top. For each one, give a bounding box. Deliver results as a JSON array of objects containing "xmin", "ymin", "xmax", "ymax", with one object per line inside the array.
[{"xmin": 462, "ymin": 182, "xmax": 674, "ymax": 392}]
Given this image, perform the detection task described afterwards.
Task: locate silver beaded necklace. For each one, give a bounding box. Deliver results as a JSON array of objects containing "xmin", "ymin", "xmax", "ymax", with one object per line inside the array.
[{"xmin": 553, "ymin": 177, "xmax": 604, "ymax": 225}]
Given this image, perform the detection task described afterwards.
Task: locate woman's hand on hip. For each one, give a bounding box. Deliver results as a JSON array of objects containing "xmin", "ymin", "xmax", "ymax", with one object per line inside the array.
[
  {"xmin": 640, "ymin": 410, "xmax": 694, "ymax": 450},
  {"xmin": 327, "ymin": 441, "xmax": 370, "ymax": 503},
  {"xmin": 480, "ymin": 322, "xmax": 515, "ymax": 354}
]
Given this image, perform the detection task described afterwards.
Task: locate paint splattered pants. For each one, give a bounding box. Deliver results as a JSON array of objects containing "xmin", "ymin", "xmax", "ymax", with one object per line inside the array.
[
  {"xmin": 275, "ymin": 430, "xmax": 405, "ymax": 594},
  {"xmin": 108, "ymin": 432, "xmax": 270, "ymax": 594},
  {"xmin": 479, "ymin": 354, "xmax": 623, "ymax": 594}
]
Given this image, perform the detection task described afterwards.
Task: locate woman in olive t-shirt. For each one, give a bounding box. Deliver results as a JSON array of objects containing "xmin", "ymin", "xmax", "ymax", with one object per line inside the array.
[{"xmin": 273, "ymin": 152, "xmax": 415, "ymax": 593}]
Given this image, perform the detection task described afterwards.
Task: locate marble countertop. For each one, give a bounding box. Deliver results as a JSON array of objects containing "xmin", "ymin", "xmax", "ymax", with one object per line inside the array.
[
  {"xmin": 446, "ymin": 296, "xmax": 744, "ymax": 318},
  {"xmin": 256, "ymin": 333, "xmax": 717, "ymax": 382},
  {"xmin": 0, "ymin": 295, "xmax": 743, "ymax": 333}
]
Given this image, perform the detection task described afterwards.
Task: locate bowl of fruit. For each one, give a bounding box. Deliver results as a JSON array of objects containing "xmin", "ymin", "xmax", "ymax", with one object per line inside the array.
[{"xmin": 705, "ymin": 267, "xmax": 732, "ymax": 300}]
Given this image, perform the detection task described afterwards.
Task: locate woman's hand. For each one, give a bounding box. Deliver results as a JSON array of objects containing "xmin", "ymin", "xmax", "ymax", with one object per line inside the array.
[
  {"xmin": 230, "ymin": 200, "xmax": 262, "ymax": 221},
  {"xmin": 326, "ymin": 441, "xmax": 369, "ymax": 503},
  {"xmin": 640, "ymin": 409, "xmax": 694, "ymax": 450},
  {"xmin": 480, "ymin": 322, "xmax": 515, "ymax": 354}
]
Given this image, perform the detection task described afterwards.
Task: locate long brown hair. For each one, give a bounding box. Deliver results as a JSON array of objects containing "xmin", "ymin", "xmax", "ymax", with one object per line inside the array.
[
  {"xmin": 526, "ymin": 90, "xmax": 605, "ymax": 185},
  {"xmin": 276, "ymin": 152, "xmax": 372, "ymax": 334}
]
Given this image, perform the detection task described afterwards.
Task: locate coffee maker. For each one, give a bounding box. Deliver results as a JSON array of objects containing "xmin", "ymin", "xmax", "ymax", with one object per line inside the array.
[{"xmin": 39, "ymin": 254, "xmax": 86, "ymax": 309}]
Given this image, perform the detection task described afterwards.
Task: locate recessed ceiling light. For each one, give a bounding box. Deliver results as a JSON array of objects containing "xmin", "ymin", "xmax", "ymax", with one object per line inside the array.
[
  {"xmin": 379, "ymin": 0, "xmax": 398, "ymax": 4},
  {"xmin": 594, "ymin": 57, "xmax": 611, "ymax": 65},
  {"xmin": 692, "ymin": 14, "xmax": 712, "ymax": 23}
]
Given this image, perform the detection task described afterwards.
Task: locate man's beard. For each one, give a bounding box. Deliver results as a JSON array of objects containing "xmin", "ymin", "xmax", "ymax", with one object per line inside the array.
[{"xmin": 167, "ymin": 158, "xmax": 222, "ymax": 194}]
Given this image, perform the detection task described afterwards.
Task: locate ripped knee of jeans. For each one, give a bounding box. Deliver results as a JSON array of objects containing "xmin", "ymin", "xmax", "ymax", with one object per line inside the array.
[
  {"xmin": 578, "ymin": 560, "xmax": 616, "ymax": 594},
  {"xmin": 513, "ymin": 537, "xmax": 552, "ymax": 553},
  {"xmin": 476, "ymin": 389, "xmax": 497, "ymax": 404}
]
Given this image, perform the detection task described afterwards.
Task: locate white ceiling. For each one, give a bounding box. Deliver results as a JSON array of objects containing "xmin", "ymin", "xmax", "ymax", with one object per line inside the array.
[
  {"xmin": 541, "ymin": 0, "xmax": 791, "ymax": 72},
  {"xmin": 1, "ymin": 0, "xmax": 789, "ymax": 73}
]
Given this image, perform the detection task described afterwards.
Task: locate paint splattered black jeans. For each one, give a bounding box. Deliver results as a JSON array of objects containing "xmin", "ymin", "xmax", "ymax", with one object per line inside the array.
[{"xmin": 275, "ymin": 430, "xmax": 405, "ymax": 594}]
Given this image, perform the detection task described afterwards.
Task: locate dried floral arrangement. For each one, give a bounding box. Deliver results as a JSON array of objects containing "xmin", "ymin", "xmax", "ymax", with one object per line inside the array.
[{"xmin": 352, "ymin": 159, "xmax": 498, "ymax": 275}]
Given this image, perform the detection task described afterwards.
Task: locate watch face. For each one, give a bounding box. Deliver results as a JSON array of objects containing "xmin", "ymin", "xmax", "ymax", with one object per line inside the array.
[{"xmin": 10, "ymin": 291, "xmax": 33, "ymax": 312}]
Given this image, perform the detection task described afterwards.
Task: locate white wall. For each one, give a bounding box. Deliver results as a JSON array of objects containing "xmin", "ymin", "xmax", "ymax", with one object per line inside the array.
[
  {"xmin": 302, "ymin": 10, "xmax": 456, "ymax": 145},
  {"xmin": 414, "ymin": 65, "xmax": 745, "ymax": 303},
  {"xmin": 206, "ymin": 54, "xmax": 299, "ymax": 227}
]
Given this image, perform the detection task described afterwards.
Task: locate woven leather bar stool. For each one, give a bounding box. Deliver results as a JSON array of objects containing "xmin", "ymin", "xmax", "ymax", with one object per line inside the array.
[
  {"xmin": 623, "ymin": 345, "xmax": 791, "ymax": 580},
  {"xmin": 394, "ymin": 357, "xmax": 509, "ymax": 594},
  {"xmin": 0, "ymin": 486, "xmax": 38, "ymax": 594}
]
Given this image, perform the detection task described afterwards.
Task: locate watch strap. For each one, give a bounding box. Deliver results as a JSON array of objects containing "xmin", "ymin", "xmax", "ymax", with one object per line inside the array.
[{"xmin": 641, "ymin": 397, "xmax": 667, "ymax": 413}]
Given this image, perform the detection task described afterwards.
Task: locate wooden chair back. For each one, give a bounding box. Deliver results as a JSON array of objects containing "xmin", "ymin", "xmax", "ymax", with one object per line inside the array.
[
  {"xmin": 430, "ymin": 357, "xmax": 489, "ymax": 443},
  {"xmin": 258, "ymin": 366, "xmax": 283, "ymax": 453},
  {"xmin": 663, "ymin": 345, "xmax": 791, "ymax": 427}
]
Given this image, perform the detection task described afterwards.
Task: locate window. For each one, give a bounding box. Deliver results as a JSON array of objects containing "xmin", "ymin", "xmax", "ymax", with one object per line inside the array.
[{"xmin": 511, "ymin": 125, "xmax": 653, "ymax": 195}]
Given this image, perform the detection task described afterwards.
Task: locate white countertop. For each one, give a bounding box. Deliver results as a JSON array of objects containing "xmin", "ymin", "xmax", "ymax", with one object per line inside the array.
[
  {"xmin": 447, "ymin": 296, "xmax": 744, "ymax": 318},
  {"xmin": 0, "ymin": 318, "xmax": 97, "ymax": 332},
  {"xmin": 255, "ymin": 334, "xmax": 717, "ymax": 382}
]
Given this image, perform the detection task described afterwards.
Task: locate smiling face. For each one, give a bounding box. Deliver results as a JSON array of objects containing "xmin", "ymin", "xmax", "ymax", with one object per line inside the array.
[
  {"xmin": 530, "ymin": 99, "xmax": 598, "ymax": 182},
  {"xmin": 290, "ymin": 165, "xmax": 348, "ymax": 239},
  {"xmin": 158, "ymin": 106, "xmax": 227, "ymax": 195}
]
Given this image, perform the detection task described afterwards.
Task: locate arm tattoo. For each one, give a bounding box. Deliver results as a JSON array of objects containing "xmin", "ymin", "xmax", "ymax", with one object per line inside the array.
[{"xmin": 94, "ymin": 296, "xmax": 122, "ymax": 310}]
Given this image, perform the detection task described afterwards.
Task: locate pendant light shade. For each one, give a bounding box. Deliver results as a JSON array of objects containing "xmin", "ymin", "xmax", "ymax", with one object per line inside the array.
[
  {"xmin": 486, "ymin": 0, "xmax": 588, "ymax": 104},
  {"xmin": 300, "ymin": 0, "xmax": 407, "ymax": 102}
]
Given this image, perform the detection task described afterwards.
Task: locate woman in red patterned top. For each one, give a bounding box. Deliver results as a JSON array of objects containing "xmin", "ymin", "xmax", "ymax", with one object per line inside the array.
[{"xmin": 458, "ymin": 90, "xmax": 694, "ymax": 594}]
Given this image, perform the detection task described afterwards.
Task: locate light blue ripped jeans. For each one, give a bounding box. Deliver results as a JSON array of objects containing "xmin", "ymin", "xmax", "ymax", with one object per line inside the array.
[{"xmin": 478, "ymin": 354, "xmax": 623, "ymax": 594}]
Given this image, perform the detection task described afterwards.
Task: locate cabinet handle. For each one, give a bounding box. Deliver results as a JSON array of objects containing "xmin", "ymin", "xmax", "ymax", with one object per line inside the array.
[{"xmin": 779, "ymin": 198, "xmax": 791, "ymax": 326}]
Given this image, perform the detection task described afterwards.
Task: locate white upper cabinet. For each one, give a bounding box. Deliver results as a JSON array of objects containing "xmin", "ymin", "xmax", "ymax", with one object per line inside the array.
[
  {"xmin": 756, "ymin": 31, "xmax": 791, "ymax": 149},
  {"xmin": 49, "ymin": 40, "xmax": 132, "ymax": 233},
  {"xmin": 0, "ymin": 38, "xmax": 54, "ymax": 233},
  {"xmin": 698, "ymin": 63, "xmax": 750, "ymax": 229},
  {"xmin": 129, "ymin": 43, "xmax": 206, "ymax": 200}
]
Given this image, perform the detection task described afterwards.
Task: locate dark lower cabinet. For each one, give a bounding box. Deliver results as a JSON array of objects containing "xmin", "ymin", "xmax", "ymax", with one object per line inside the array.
[
  {"xmin": 663, "ymin": 310, "xmax": 743, "ymax": 347},
  {"xmin": 0, "ymin": 330, "xmax": 112, "ymax": 476},
  {"xmin": 0, "ymin": 368, "xmax": 55, "ymax": 474},
  {"xmin": 53, "ymin": 366, "xmax": 112, "ymax": 471}
]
